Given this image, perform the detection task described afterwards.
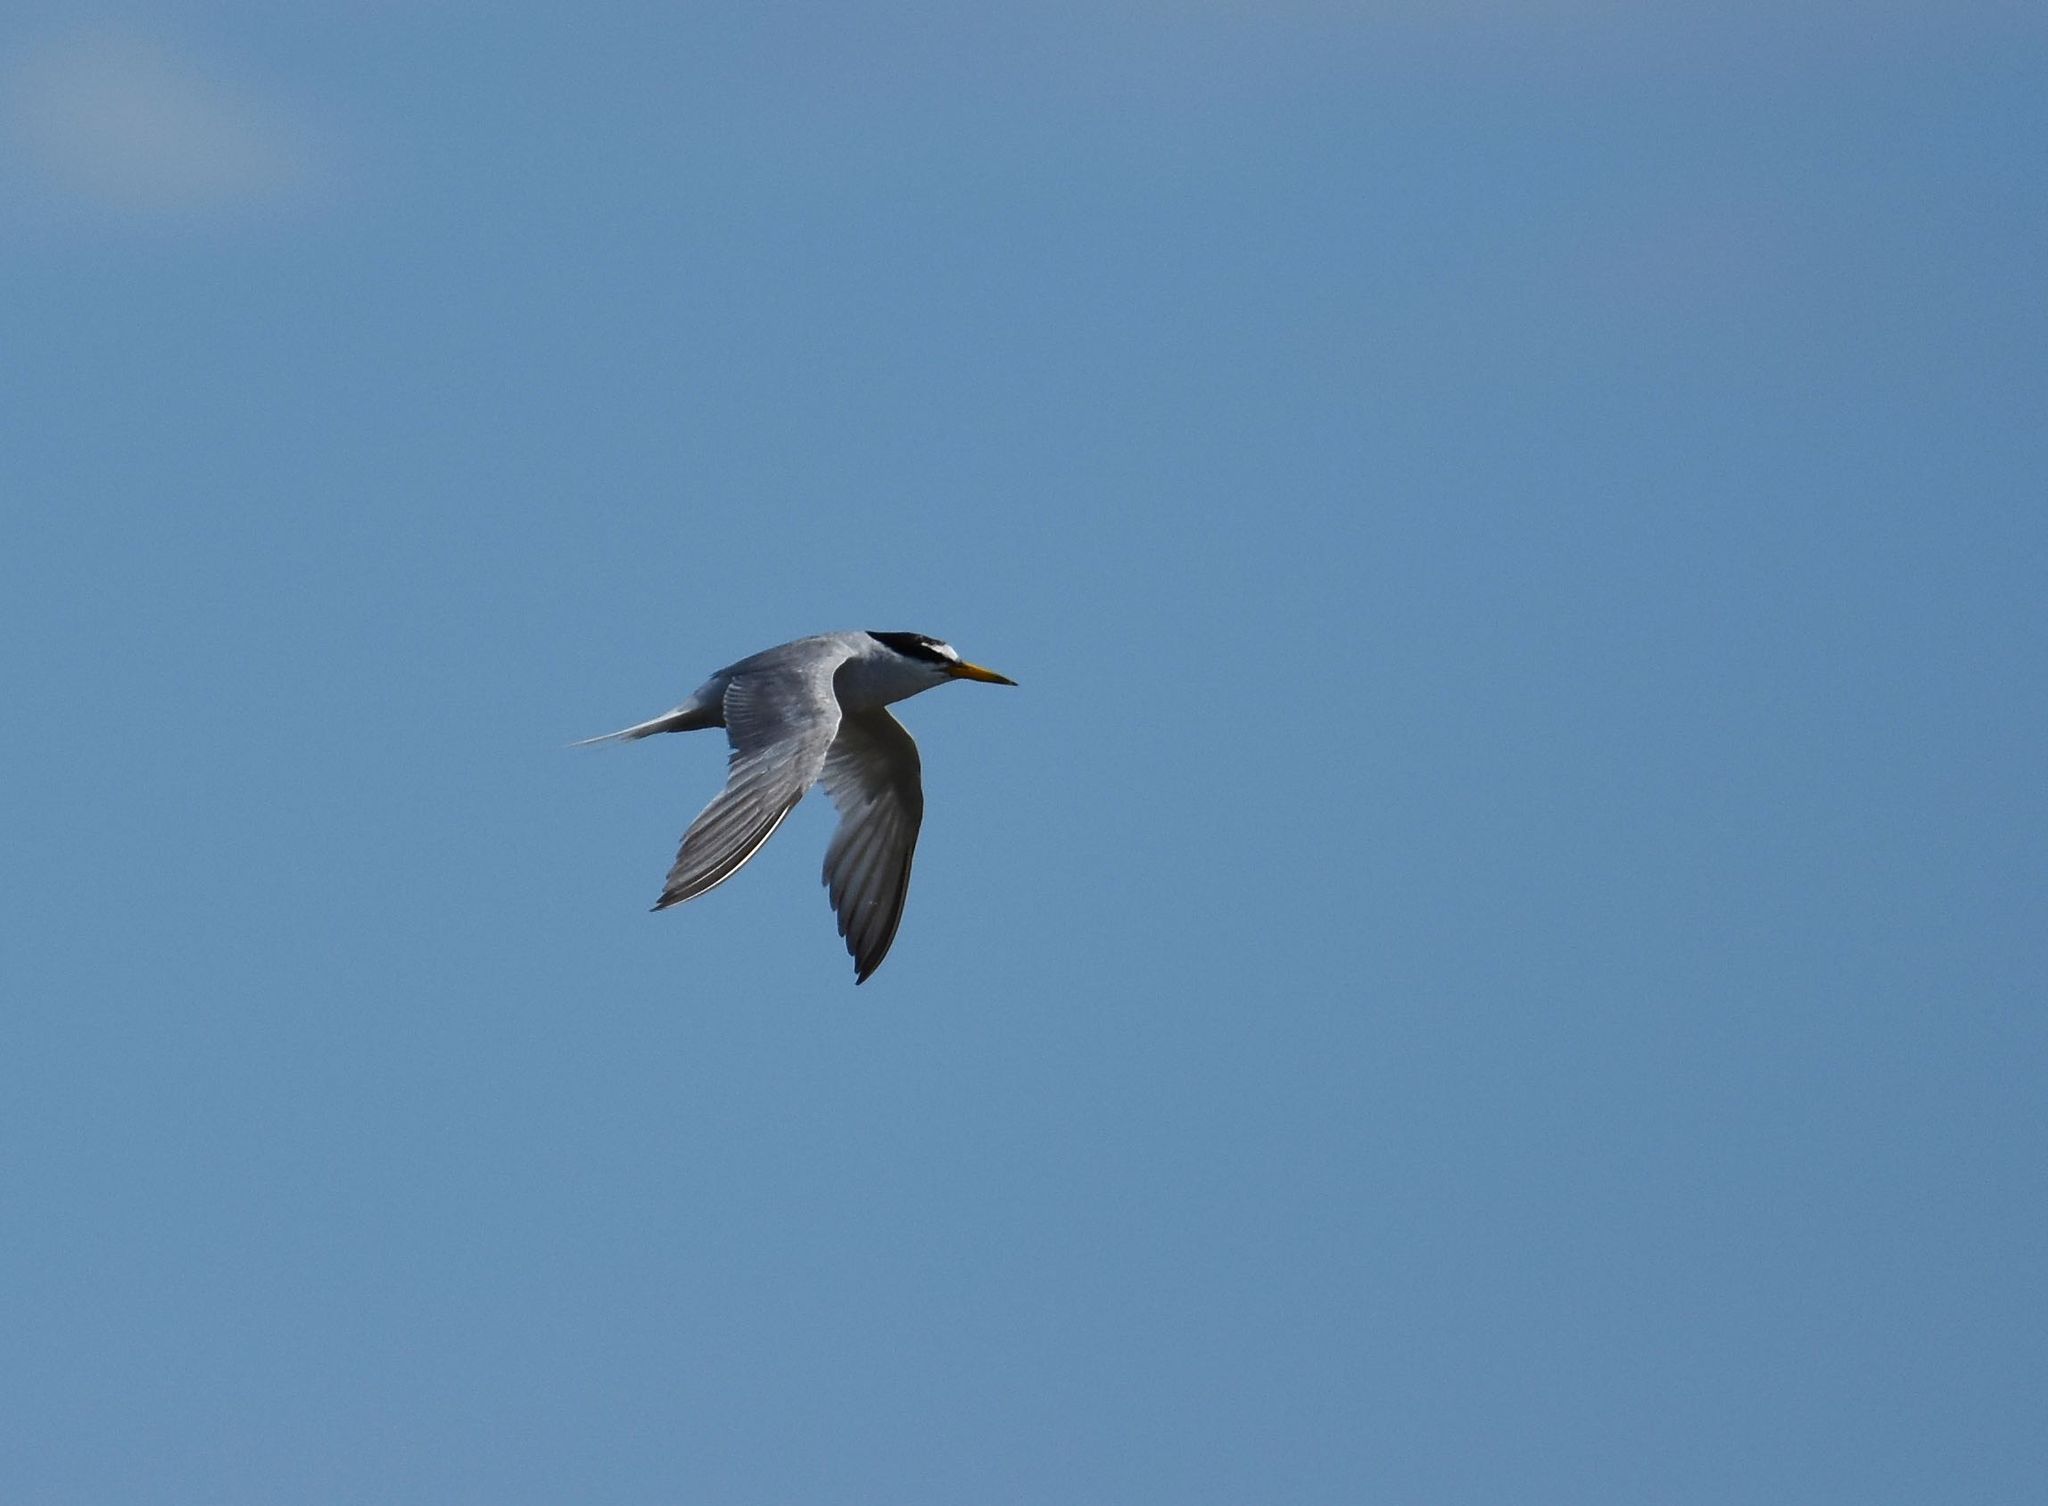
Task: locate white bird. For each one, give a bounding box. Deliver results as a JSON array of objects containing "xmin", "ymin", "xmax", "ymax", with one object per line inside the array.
[{"xmin": 580, "ymin": 630, "xmax": 1017, "ymax": 982}]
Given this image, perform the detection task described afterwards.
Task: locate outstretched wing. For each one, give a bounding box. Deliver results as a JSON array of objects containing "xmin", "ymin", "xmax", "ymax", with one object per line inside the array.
[
  {"xmin": 819, "ymin": 707, "xmax": 925, "ymax": 982},
  {"xmin": 654, "ymin": 659, "xmax": 842, "ymax": 910}
]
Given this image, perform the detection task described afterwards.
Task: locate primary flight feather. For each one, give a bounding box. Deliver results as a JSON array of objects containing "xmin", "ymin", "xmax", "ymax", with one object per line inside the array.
[{"xmin": 580, "ymin": 630, "xmax": 1016, "ymax": 982}]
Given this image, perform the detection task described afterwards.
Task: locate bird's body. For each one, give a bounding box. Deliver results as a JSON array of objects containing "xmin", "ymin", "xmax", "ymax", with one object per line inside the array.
[{"xmin": 581, "ymin": 630, "xmax": 1016, "ymax": 982}]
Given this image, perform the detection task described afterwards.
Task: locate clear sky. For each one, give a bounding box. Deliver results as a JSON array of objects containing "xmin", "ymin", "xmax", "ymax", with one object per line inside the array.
[{"xmin": 2, "ymin": 4, "xmax": 2042, "ymax": 1502}]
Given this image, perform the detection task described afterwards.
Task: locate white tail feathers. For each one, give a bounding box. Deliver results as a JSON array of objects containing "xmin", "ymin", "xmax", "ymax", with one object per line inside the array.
[{"xmin": 571, "ymin": 702, "xmax": 717, "ymax": 746}]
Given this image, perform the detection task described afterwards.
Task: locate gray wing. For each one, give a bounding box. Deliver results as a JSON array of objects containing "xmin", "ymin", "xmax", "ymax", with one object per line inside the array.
[
  {"xmin": 654, "ymin": 656, "xmax": 843, "ymax": 910},
  {"xmin": 819, "ymin": 707, "xmax": 925, "ymax": 983}
]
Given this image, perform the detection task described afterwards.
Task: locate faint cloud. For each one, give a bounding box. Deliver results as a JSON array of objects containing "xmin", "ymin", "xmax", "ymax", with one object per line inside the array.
[{"xmin": 4, "ymin": 32, "xmax": 308, "ymax": 216}]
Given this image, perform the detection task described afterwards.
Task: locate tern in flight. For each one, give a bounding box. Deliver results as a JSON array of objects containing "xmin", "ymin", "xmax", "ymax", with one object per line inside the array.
[{"xmin": 581, "ymin": 630, "xmax": 1016, "ymax": 982}]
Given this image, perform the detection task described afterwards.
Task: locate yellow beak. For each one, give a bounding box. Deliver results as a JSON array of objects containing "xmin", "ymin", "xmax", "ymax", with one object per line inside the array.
[{"xmin": 948, "ymin": 660, "xmax": 1018, "ymax": 686}]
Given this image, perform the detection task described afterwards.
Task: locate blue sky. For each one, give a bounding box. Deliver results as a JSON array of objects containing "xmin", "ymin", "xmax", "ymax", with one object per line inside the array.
[{"xmin": 2, "ymin": 4, "xmax": 2043, "ymax": 1501}]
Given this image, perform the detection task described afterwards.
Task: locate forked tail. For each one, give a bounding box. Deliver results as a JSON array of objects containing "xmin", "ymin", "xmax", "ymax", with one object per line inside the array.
[{"xmin": 571, "ymin": 701, "xmax": 719, "ymax": 746}]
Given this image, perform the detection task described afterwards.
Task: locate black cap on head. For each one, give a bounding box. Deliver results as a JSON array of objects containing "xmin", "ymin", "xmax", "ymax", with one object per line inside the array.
[{"xmin": 867, "ymin": 631, "xmax": 955, "ymax": 665}]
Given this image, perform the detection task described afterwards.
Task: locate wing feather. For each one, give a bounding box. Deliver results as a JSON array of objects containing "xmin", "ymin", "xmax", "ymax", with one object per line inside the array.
[
  {"xmin": 654, "ymin": 662, "xmax": 843, "ymax": 910},
  {"xmin": 819, "ymin": 707, "xmax": 925, "ymax": 982}
]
